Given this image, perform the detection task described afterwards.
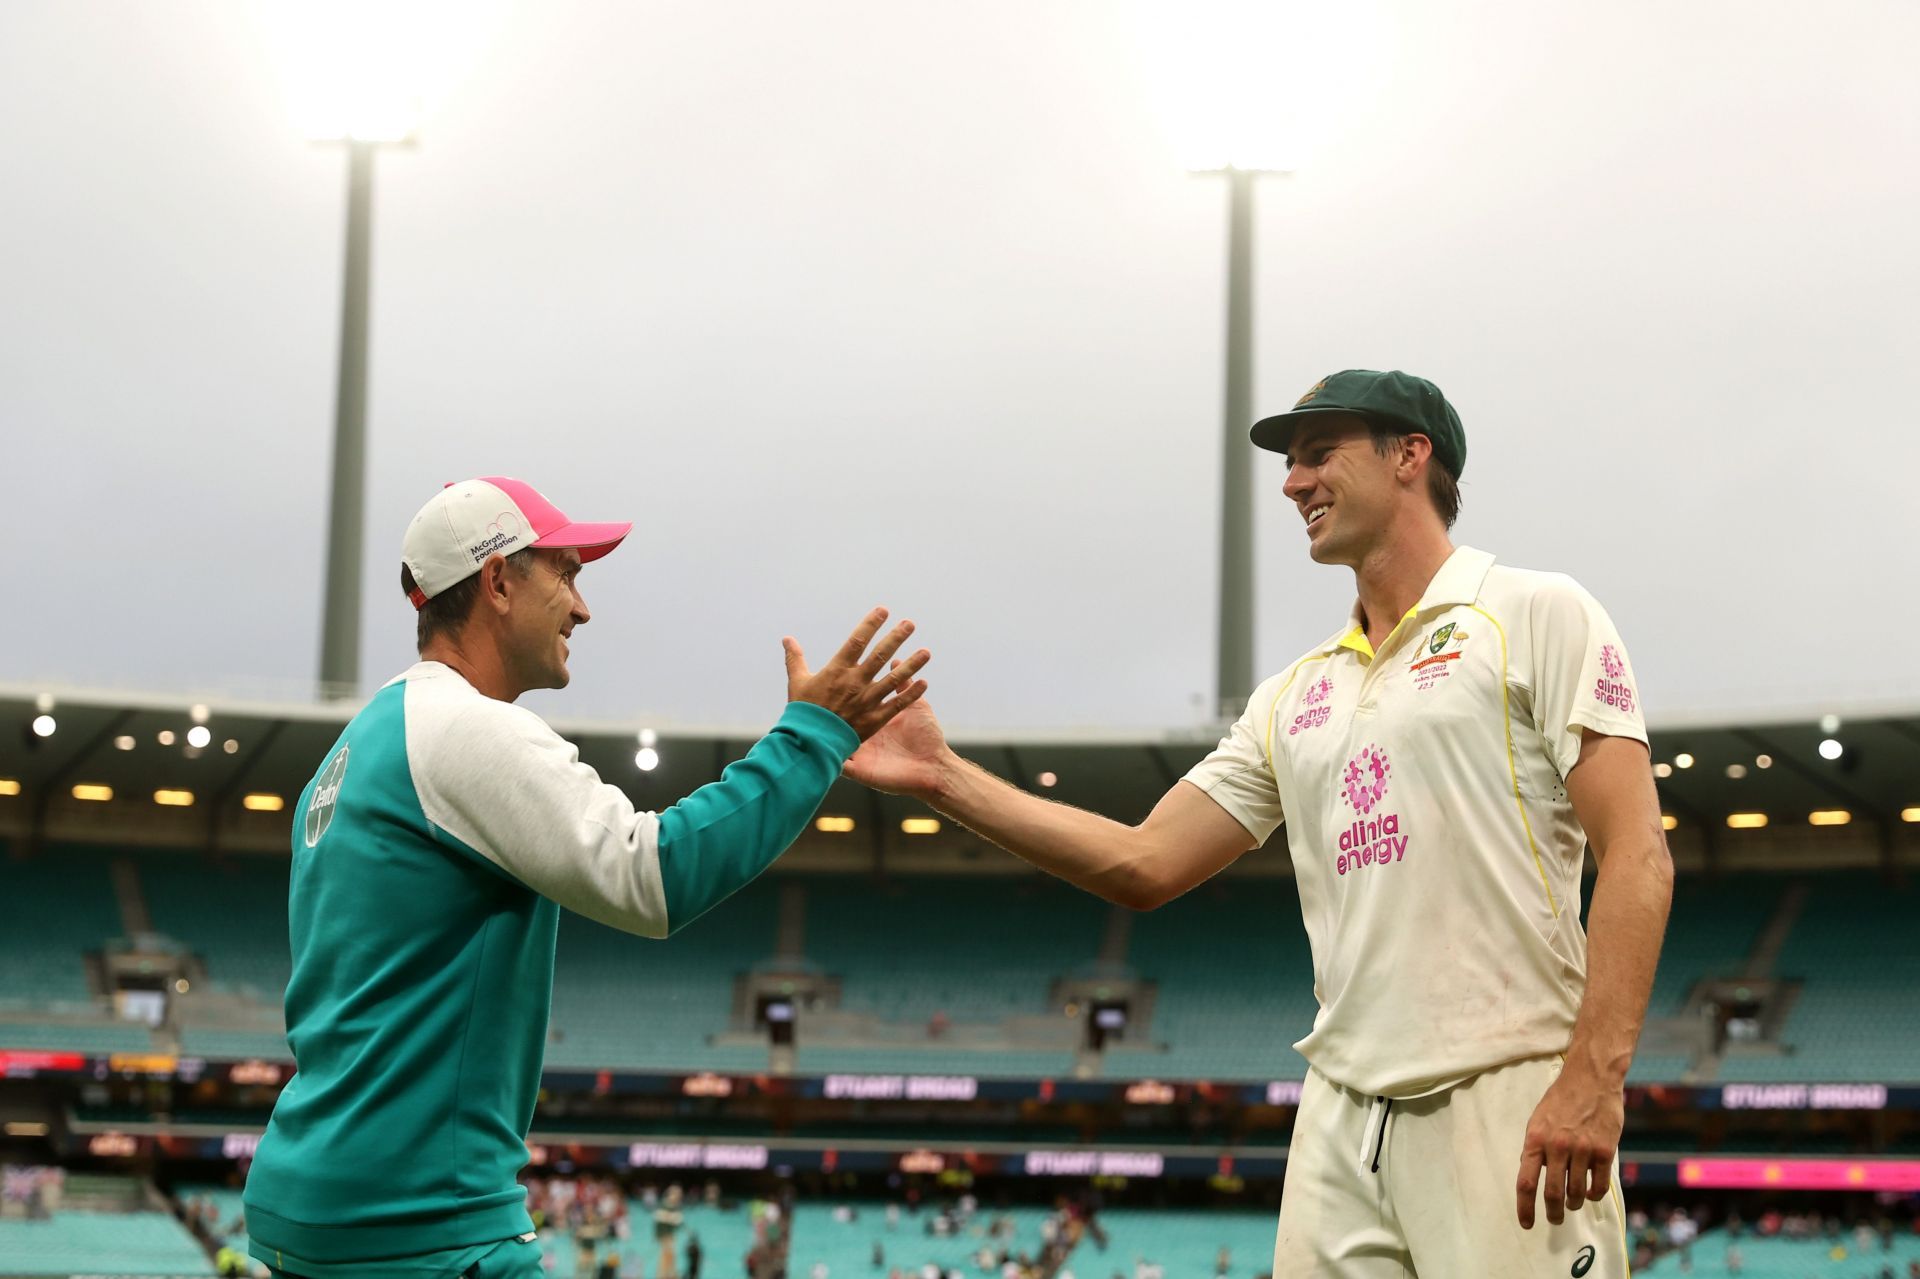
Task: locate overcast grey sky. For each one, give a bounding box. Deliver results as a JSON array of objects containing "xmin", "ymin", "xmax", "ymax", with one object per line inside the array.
[{"xmin": 2, "ymin": 0, "xmax": 1914, "ymax": 732}]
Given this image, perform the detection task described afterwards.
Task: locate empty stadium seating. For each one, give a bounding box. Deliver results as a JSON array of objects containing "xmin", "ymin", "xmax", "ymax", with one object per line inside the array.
[
  {"xmin": 1641, "ymin": 875, "xmax": 1785, "ymax": 1017},
  {"xmin": 790, "ymin": 1045, "xmax": 1078, "ymax": 1077},
  {"xmin": 1087, "ymin": 1206, "xmax": 1279, "ymax": 1278},
  {"xmin": 140, "ymin": 853, "xmax": 292, "ymax": 1003},
  {"xmin": 2, "ymin": 848, "xmax": 1913, "ymax": 1091},
  {"xmin": 1636, "ymin": 1225, "xmax": 1920, "ymax": 1276},
  {"xmin": 0, "ymin": 845, "xmax": 124, "ymax": 1009},
  {"xmin": 0, "ymin": 1017, "xmax": 153, "ymax": 1053},
  {"xmin": 1720, "ymin": 872, "xmax": 1920, "ymax": 1084},
  {"xmin": 0, "ymin": 1210, "xmax": 211, "ymax": 1277},
  {"xmin": 784, "ymin": 1202, "xmax": 1060, "ymax": 1277},
  {"xmin": 544, "ymin": 878, "xmax": 783, "ymax": 1072},
  {"xmin": 1110, "ymin": 876, "xmax": 1316, "ymax": 1082},
  {"xmin": 799, "ymin": 874, "xmax": 1109, "ymax": 1025}
]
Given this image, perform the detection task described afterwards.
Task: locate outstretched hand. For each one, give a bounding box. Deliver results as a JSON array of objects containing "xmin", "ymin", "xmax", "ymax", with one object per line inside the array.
[
  {"xmin": 843, "ymin": 668, "xmax": 952, "ymax": 799},
  {"xmin": 783, "ymin": 607, "xmax": 930, "ymax": 741}
]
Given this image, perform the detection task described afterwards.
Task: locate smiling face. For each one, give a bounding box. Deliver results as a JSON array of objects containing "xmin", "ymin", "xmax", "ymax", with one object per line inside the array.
[
  {"xmin": 502, "ymin": 547, "xmax": 590, "ymax": 692},
  {"xmin": 1279, "ymin": 414, "xmax": 1410, "ymax": 567}
]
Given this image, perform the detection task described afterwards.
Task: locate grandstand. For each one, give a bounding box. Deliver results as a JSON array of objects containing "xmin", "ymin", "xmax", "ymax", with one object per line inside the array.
[
  {"xmin": 6, "ymin": 838, "xmax": 1915, "ymax": 1091},
  {"xmin": 1636, "ymin": 1226, "xmax": 1920, "ymax": 1276},
  {"xmin": 4, "ymin": 686, "xmax": 1920, "ymax": 1279}
]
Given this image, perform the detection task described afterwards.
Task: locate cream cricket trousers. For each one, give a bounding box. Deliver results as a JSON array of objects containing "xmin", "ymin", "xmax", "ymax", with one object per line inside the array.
[{"xmin": 1272, "ymin": 1054, "xmax": 1631, "ymax": 1278}]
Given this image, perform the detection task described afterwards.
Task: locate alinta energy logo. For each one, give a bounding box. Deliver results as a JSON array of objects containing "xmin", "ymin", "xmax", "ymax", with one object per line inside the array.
[
  {"xmin": 1289, "ymin": 676, "xmax": 1335, "ymax": 736},
  {"xmin": 467, "ymin": 510, "xmax": 526, "ymax": 564},
  {"xmin": 1594, "ymin": 643, "xmax": 1636, "ymax": 713},
  {"xmin": 304, "ymin": 744, "xmax": 349, "ymax": 849},
  {"xmin": 1336, "ymin": 743, "xmax": 1408, "ymax": 875}
]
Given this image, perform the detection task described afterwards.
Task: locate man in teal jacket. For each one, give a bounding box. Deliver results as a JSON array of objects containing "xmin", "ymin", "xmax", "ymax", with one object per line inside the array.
[{"xmin": 245, "ymin": 476, "xmax": 929, "ymax": 1279}]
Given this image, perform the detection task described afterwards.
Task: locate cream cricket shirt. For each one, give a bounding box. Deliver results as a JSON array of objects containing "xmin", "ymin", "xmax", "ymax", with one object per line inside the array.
[{"xmin": 1186, "ymin": 547, "xmax": 1647, "ymax": 1098}]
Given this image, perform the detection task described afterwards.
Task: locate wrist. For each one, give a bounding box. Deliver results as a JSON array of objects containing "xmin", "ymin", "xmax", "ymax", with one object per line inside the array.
[
  {"xmin": 1563, "ymin": 1038, "xmax": 1631, "ymax": 1088},
  {"xmin": 922, "ymin": 747, "xmax": 970, "ymax": 809}
]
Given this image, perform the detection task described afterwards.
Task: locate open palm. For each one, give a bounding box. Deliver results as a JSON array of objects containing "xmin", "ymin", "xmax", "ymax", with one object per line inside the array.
[{"xmin": 843, "ymin": 693, "xmax": 950, "ymax": 797}]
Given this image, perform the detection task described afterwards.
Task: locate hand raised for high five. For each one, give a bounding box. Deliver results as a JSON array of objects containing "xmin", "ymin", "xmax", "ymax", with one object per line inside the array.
[
  {"xmin": 842, "ymin": 673, "xmax": 952, "ymax": 799},
  {"xmin": 783, "ymin": 607, "xmax": 931, "ymax": 741}
]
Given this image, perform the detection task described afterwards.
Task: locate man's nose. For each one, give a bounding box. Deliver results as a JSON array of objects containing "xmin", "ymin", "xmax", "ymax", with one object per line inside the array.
[{"xmin": 1281, "ymin": 462, "xmax": 1314, "ymax": 502}]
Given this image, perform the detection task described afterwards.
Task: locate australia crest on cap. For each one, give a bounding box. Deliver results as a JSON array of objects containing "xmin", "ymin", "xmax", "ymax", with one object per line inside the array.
[{"xmin": 1295, "ymin": 379, "xmax": 1327, "ymax": 408}]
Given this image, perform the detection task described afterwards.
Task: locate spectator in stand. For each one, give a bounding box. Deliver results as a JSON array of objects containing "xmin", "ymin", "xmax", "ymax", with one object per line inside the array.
[
  {"xmin": 686, "ymin": 1233, "xmax": 703, "ymax": 1279},
  {"xmin": 1723, "ymin": 1241, "xmax": 1741, "ymax": 1274},
  {"xmin": 1216, "ymin": 1245, "xmax": 1231, "ymax": 1277}
]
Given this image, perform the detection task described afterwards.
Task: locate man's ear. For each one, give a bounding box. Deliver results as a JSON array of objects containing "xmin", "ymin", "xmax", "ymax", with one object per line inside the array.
[
  {"xmin": 1399, "ymin": 433, "xmax": 1434, "ymax": 484},
  {"xmin": 479, "ymin": 554, "xmax": 514, "ymax": 616}
]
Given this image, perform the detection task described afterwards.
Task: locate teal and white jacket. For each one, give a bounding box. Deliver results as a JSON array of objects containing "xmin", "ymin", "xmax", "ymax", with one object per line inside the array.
[{"xmin": 244, "ymin": 661, "xmax": 856, "ymax": 1267}]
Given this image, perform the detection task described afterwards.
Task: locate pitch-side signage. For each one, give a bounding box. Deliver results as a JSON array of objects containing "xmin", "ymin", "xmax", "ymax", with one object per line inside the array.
[
  {"xmin": 627, "ymin": 1143, "xmax": 769, "ymax": 1170},
  {"xmin": 1719, "ymin": 1084, "xmax": 1889, "ymax": 1111},
  {"xmin": 822, "ymin": 1074, "xmax": 979, "ymax": 1101},
  {"xmin": 1024, "ymin": 1150, "xmax": 1165, "ymax": 1178}
]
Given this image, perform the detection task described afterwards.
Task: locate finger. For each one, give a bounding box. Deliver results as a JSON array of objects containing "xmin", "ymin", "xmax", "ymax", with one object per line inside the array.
[
  {"xmin": 877, "ymin": 649, "xmax": 931, "ymax": 694},
  {"xmin": 1543, "ymin": 1139, "xmax": 1570, "ymax": 1226},
  {"xmin": 833, "ymin": 607, "xmax": 890, "ymax": 668},
  {"xmin": 1566, "ymin": 1148, "xmax": 1591, "ymax": 1213},
  {"xmin": 1586, "ymin": 1152, "xmax": 1613, "ymax": 1204},
  {"xmin": 1516, "ymin": 1148, "xmax": 1544, "ymax": 1230},
  {"xmin": 861, "ymin": 619, "xmax": 917, "ymax": 677},
  {"xmin": 782, "ymin": 637, "xmax": 809, "ymax": 684},
  {"xmin": 874, "ymin": 680, "xmax": 930, "ymax": 727}
]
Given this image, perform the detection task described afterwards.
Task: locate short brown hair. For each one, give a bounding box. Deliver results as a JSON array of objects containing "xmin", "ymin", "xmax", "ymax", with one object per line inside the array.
[
  {"xmin": 401, "ymin": 550, "xmax": 535, "ymax": 654},
  {"xmin": 1368, "ymin": 425, "xmax": 1461, "ymax": 529}
]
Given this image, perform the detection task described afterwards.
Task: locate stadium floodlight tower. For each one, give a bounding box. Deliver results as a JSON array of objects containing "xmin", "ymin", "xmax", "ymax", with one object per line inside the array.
[
  {"xmin": 1142, "ymin": 0, "xmax": 1355, "ymax": 718},
  {"xmin": 312, "ymin": 118, "xmax": 417, "ymax": 702},
  {"xmin": 302, "ymin": 62, "xmax": 420, "ymax": 701},
  {"xmin": 1196, "ymin": 160, "xmax": 1288, "ymax": 720},
  {"xmin": 267, "ymin": 2, "xmax": 450, "ymax": 699}
]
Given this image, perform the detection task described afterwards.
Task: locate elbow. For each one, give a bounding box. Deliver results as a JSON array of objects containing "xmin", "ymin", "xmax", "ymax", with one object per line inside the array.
[{"xmin": 1114, "ymin": 858, "xmax": 1173, "ymax": 913}]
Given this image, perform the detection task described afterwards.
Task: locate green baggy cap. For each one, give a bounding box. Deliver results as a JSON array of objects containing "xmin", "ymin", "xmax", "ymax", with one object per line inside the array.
[{"xmin": 1250, "ymin": 369, "xmax": 1466, "ymax": 478}]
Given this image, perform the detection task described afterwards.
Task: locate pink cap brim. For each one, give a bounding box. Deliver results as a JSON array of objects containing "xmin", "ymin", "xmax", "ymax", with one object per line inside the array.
[{"xmin": 535, "ymin": 520, "xmax": 632, "ymax": 563}]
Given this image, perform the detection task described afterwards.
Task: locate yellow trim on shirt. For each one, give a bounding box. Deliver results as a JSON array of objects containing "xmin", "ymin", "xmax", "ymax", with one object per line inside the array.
[
  {"xmin": 1336, "ymin": 607, "xmax": 1419, "ymax": 665},
  {"xmin": 1616, "ymin": 1162, "xmax": 1632, "ymax": 1276},
  {"xmin": 1263, "ymin": 653, "xmax": 1338, "ymax": 777},
  {"xmin": 1465, "ymin": 603, "xmax": 1560, "ymax": 918}
]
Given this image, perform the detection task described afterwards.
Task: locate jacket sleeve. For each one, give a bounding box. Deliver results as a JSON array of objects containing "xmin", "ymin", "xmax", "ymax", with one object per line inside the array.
[
  {"xmin": 655, "ymin": 701, "xmax": 858, "ymax": 934},
  {"xmin": 412, "ymin": 696, "xmax": 856, "ymax": 937}
]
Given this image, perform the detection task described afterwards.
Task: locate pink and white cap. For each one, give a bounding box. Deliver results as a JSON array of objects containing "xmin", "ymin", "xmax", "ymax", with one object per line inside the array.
[{"xmin": 401, "ymin": 477, "xmax": 632, "ymax": 608}]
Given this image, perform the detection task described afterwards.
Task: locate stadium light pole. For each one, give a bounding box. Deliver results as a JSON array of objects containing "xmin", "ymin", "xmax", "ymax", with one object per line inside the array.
[
  {"xmin": 1197, "ymin": 165, "xmax": 1284, "ymax": 719},
  {"xmin": 308, "ymin": 125, "xmax": 417, "ymax": 701},
  {"xmin": 1143, "ymin": 1, "xmax": 1348, "ymax": 718},
  {"xmin": 268, "ymin": 2, "xmax": 483, "ymax": 700}
]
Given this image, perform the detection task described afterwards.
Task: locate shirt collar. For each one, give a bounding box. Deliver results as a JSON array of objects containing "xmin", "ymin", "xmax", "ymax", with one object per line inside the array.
[
  {"xmin": 1417, "ymin": 545, "xmax": 1497, "ymax": 611},
  {"xmin": 1315, "ymin": 546, "xmax": 1498, "ymax": 659}
]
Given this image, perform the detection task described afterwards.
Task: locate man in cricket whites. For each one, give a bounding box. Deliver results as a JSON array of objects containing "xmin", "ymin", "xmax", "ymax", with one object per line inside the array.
[{"xmin": 845, "ymin": 371, "xmax": 1673, "ymax": 1276}]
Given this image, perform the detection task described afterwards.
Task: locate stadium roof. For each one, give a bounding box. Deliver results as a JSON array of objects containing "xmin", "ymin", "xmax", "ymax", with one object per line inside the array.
[{"xmin": 2, "ymin": 682, "xmax": 1917, "ymax": 860}]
